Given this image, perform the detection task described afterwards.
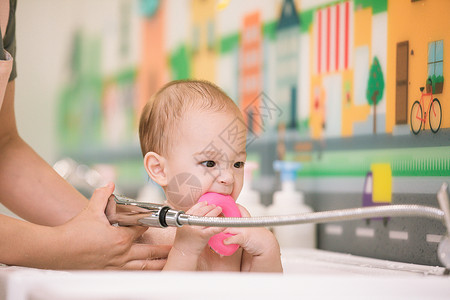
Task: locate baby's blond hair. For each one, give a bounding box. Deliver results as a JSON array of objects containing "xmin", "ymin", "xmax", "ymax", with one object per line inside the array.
[{"xmin": 139, "ymin": 80, "xmax": 242, "ymax": 157}]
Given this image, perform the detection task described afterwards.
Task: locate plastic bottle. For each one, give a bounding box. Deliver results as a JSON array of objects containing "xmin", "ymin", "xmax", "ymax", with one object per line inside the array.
[
  {"xmin": 237, "ymin": 161, "xmax": 266, "ymax": 216},
  {"xmin": 269, "ymin": 160, "xmax": 315, "ymax": 249}
]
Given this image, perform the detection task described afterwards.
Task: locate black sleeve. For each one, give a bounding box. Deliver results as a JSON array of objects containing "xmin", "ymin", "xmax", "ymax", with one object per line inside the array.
[{"xmin": 2, "ymin": 0, "xmax": 17, "ymax": 81}]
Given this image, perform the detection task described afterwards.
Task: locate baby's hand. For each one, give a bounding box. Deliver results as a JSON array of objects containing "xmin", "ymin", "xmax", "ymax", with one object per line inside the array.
[
  {"xmin": 223, "ymin": 204, "xmax": 282, "ymax": 272},
  {"xmin": 172, "ymin": 201, "xmax": 224, "ymax": 257},
  {"xmin": 223, "ymin": 226, "xmax": 277, "ymax": 257}
]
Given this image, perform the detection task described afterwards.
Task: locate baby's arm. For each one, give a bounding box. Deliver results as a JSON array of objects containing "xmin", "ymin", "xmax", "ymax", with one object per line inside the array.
[
  {"xmin": 223, "ymin": 205, "xmax": 283, "ymax": 273},
  {"xmin": 163, "ymin": 201, "xmax": 223, "ymax": 271}
]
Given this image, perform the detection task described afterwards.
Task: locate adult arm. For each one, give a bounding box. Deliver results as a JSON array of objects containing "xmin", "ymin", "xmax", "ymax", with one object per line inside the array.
[
  {"xmin": 0, "ymin": 1, "xmax": 86, "ymax": 225},
  {"xmin": 0, "ymin": 83, "xmax": 171, "ymax": 270},
  {"xmin": 0, "ymin": 183, "xmax": 170, "ymax": 270},
  {"xmin": 0, "ymin": 80, "xmax": 88, "ymax": 226}
]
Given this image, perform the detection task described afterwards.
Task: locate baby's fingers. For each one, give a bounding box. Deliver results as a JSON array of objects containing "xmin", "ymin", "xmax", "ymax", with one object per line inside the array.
[
  {"xmin": 223, "ymin": 227, "xmax": 246, "ymax": 236},
  {"xmin": 223, "ymin": 233, "xmax": 243, "ymax": 246},
  {"xmin": 205, "ymin": 226, "xmax": 225, "ymax": 236},
  {"xmin": 205, "ymin": 205, "xmax": 222, "ymax": 217},
  {"xmin": 185, "ymin": 201, "xmax": 208, "ymax": 214},
  {"xmin": 187, "ymin": 202, "xmax": 222, "ymax": 217}
]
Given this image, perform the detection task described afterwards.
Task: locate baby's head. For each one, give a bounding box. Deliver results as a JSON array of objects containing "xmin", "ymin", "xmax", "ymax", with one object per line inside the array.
[{"xmin": 139, "ymin": 80, "xmax": 247, "ymax": 210}]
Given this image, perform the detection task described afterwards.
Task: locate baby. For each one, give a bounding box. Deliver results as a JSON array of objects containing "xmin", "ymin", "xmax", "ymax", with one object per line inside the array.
[{"xmin": 139, "ymin": 80, "xmax": 282, "ymax": 272}]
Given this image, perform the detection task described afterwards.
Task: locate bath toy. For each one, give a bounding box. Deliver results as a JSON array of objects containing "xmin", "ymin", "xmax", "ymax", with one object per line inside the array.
[{"xmin": 198, "ymin": 192, "xmax": 241, "ymax": 256}]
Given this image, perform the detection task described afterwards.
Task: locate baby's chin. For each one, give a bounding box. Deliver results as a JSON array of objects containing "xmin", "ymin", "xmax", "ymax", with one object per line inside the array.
[
  {"xmin": 165, "ymin": 199, "xmax": 196, "ymax": 211},
  {"xmin": 166, "ymin": 191, "xmax": 236, "ymax": 211}
]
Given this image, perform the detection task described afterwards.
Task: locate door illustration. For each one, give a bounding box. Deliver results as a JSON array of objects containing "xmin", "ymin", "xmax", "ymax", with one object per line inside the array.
[
  {"xmin": 395, "ymin": 41, "xmax": 409, "ymax": 124},
  {"xmin": 290, "ymin": 86, "xmax": 297, "ymax": 129}
]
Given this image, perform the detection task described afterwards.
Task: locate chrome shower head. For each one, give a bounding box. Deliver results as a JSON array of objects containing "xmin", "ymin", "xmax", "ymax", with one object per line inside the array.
[{"xmin": 106, "ymin": 194, "xmax": 184, "ymax": 228}]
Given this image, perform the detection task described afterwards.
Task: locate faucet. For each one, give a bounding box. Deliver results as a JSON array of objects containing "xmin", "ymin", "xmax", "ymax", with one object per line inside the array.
[{"xmin": 437, "ymin": 183, "xmax": 450, "ymax": 268}]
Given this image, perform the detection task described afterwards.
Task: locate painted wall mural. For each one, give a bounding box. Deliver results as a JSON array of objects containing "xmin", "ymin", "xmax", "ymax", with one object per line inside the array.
[
  {"xmin": 57, "ymin": 0, "xmax": 449, "ymax": 179},
  {"xmin": 135, "ymin": 0, "xmax": 449, "ymax": 179},
  {"xmin": 58, "ymin": 0, "xmax": 449, "ymax": 177}
]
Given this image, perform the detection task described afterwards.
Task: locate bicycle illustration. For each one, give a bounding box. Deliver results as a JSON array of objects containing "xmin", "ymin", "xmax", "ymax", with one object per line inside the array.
[{"xmin": 410, "ymin": 80, "xmax": 442, "ymax": 134}]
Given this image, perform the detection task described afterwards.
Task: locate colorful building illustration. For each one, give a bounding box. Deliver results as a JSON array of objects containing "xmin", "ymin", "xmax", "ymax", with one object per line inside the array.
[
  {"xmin": 309, "ymin": 1, "xmax": 383, "ymax": 139},
  {"xmin": 276, "ymin": 0, "xmax": 300, "ymax": 129},
  {"xmin": 58, "ymin": 0, "xmax": 449, "ymax": 175},
  {"xmin": 191, "ymin": 0, "xmax": 217, "ymax": 81},
  {"xmin": 386, "ymin": 0, "xmax": 449, "ymax": 133},
  {"xmin": 137, "ymin": 0, "xmax": 168, "ymax": 115},
  {"xmin": 240, "ymin": 11, "xmax": 263, "ymax": 132}
]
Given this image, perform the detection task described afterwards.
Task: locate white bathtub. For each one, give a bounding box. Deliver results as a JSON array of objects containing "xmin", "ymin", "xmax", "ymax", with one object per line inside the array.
[{"xmin": 1, "ymin": 249, "xmax": 449, "ymax": 300}]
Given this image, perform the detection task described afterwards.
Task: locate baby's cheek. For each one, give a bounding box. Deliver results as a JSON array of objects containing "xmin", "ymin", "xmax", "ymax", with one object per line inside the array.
[
  {"xmin": 233, "ymin": 183, "xmax": 244, "ymax": 200},
  {"xmin": 166, "ymin": 172, "xmax": 203, "ymax": 210},
  {"xmin": 199, "ymin": 168, "xmax": 221, "ymax": 182}
]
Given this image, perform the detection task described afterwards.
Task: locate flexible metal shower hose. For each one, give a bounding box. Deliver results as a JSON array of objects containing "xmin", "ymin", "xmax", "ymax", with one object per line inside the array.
[{"xmin": 177, "ymin": 205, "xmax": 444, "ymax": 227}]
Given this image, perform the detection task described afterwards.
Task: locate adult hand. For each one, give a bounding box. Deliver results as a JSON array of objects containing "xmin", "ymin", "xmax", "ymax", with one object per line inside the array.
[{"xmin": 48, "ymin": 183, "xmax": 170, "ymax": 270}]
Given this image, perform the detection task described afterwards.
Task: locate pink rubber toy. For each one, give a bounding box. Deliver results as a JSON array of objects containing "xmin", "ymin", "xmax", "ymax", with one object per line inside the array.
[{"xmin": 198, "ymin": 192, "xmax": 241, "ymax": 256}]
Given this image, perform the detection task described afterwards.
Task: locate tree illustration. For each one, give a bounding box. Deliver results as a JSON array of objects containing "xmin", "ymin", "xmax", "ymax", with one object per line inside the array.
[{"xmin": 366, "ymin": 57, "xmax": 385, "ymax": 134}]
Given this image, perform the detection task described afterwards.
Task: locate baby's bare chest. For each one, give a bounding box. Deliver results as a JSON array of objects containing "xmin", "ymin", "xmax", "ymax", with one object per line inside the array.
[
  {"xmin": 197, "ymin": 248, "xmax": 242, "ymax": 271},
  {"xmin": 143, "ymin": 228, "xmax": 242, "ymax": 271}
]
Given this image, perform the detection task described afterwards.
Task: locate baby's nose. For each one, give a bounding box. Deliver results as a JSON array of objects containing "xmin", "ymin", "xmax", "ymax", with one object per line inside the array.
[{"xmin": 217, "ymin": 169, "xmax": 234, "ymax": 185}]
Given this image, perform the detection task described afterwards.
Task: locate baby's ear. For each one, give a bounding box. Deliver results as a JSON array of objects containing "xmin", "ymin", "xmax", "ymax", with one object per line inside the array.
[{"xmin": 143, "ymin": 152, "xmax": 168, "ymax": 187}]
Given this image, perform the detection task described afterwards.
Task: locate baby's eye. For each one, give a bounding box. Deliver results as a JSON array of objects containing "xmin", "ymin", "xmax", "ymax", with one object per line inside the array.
[
  {"xmin": 233, "ymin": 161, "xmax": 245, "ymax": 169},
  {"xmin": 201, "ymin": 160, "xmax": 216, "ymax": 168}
]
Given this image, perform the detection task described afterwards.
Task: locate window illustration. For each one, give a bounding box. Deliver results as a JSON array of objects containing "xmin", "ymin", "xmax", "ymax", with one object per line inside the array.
[
  {"xmin": 192, "ymin": 25, "xmax": 200, "ymax": 53},
  {"xmin": 427, "ymin": 40, "xmax": 444, "ymax": 94},
  {"xmin": 207, "ymin": 19, "xmax": 214, "ymax": 50}
]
